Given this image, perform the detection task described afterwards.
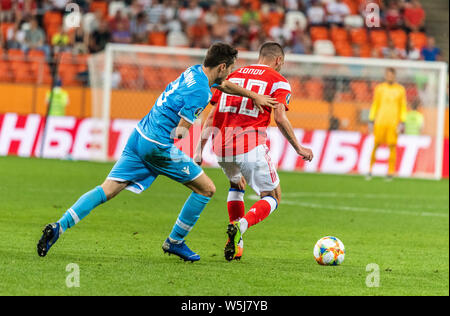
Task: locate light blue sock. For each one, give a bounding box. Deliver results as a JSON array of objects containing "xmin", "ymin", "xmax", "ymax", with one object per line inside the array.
[
  {"xmin": 169, "ymin": 192, "xmax": 211, "ymax": 242},
  {"xmin": 58, "ymin": 186, "xmax": 107, "ymax": 232}
]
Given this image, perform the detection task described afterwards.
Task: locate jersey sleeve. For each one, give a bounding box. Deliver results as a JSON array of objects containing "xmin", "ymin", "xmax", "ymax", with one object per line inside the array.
[
  {"xmin": 210, "ymin": 88, "xmax": 222, "ymax": 105},
  {"xmin": 270, "ymin": 79, "xmax": 292, "ymax": 111},
  {"xmin": 178, "ymin": 88, "xmax": 210, "ymax": 124}
]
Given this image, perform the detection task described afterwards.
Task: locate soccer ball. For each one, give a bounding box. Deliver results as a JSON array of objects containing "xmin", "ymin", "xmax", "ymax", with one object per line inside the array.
[{"xmin": 313, "ymin": 236, "xmax": 345, "ymax": 266}]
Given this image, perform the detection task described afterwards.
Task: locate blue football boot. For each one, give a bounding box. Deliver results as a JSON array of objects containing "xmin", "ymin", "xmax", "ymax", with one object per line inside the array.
[
  {"xmin": 162, "ymin": 238, "xmax": 200, "ymax": 262},
  {"xmin": 37, "ymin": 223, "xmax": 61, "ymax": 257}
]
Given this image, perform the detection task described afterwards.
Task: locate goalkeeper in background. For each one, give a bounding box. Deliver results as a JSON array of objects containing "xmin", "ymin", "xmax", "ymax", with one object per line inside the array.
[{"xmin": 367, "ymin": 68, "xmax": 407, "ymax": 180}]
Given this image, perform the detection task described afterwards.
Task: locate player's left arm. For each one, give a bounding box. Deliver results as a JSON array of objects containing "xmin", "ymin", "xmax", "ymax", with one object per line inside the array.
[{"xmin": 216, "ymin": 80, "xmax": 277, "ymax": 113}]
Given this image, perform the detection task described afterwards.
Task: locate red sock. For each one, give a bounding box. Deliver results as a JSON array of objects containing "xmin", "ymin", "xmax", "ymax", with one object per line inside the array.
[
  {"xmin": 243, "ymin": 196, "xmax": 277, "ymax": 228},
  {"xmin": 227, "ymin": 189, "xmax": 245, "ymax": 222}
]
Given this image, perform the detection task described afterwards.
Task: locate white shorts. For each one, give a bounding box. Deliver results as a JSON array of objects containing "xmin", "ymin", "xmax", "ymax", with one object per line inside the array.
[{"xmin": 217, "ymin": 144, "xmax": 280, "ymax": 195}]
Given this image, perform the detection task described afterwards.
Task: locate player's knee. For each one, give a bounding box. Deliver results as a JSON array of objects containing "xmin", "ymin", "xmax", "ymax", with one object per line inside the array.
[
  {"xmin": 200, "ymin": 182, "xmax": 216, "ymax": 198},
  {"xmin": 101, "ymin": 180, "xmax": 127, "ymax": 200}
]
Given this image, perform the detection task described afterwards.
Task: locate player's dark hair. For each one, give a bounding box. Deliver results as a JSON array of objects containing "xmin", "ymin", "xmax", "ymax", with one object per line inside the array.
[
  {"xmin": 386, "ymin": 67, "xmax": 396, "ymax": 74},
  {"xmin": 259, "ymin": 42, "xmax": 285, "ymax": 59},
  {"xmin": 203, "ymin": 43, "xmax": 238, "ymax": 68}
]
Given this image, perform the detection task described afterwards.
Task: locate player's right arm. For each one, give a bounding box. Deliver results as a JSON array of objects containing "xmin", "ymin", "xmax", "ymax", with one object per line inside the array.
[{"xmin": 273, "ymin": 104, "xmax": 313, "ymax": 162}]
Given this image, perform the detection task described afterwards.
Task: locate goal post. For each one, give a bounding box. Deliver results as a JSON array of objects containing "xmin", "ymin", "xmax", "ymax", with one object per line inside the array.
[{"xmin": 88, "ymin": 43, "xmax": 448, "ymax": 180}]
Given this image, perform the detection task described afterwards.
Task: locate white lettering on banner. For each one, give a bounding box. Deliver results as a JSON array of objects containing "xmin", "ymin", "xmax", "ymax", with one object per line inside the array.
[
  {"xmin": 202, "ymin": 137, "xmax": 219, "ymax": 167},
  {"xmin": 358, "ymin": 134, "xmax": 374, "ymax": 174},
  {"xmin": 72, "ymin": 118, "xmax": 105, "ymax": 160},
  {"xmin": 111, "ymin": 119, "xmax": 137, "ymax": 160},
  {"xmin": 321, "ymin": 131, "xmax": 361, "ymax": 173},
  {"xmin": 280, "ymin": 129, "xmax": 305, "ymax": 171},
  {"xmin": 0, "ymin": 113, "xmax": 40, "ymax": 157},
  {"xmin": 267, "ymin": 128, "xmax": 285, "ymax": 167},
  {"xmin": 0, "ymin": 114, "xmax": 443, "ymax": 178},
  {"xmin": 397, "ymin": 136, "xmax": 431, "ymax": 177},
  {"xmin": 41, "ymin": 116, "xmax": 76, "ymax": 158}
]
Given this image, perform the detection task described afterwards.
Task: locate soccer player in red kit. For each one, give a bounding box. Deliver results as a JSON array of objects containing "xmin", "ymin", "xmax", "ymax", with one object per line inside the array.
[{"xmin": 195, "ymin": 42, "xmax": 313, "ymax": 261}]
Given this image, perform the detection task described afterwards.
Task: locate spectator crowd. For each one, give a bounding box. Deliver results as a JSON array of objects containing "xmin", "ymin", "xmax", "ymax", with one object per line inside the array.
[{"xmin": 0, "ymin": 0, "xmax": 443, "ymax": 61}]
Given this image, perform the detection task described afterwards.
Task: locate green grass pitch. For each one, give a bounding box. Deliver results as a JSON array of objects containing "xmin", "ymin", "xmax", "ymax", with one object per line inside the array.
[{"xmin": 0, "ymin": 156, "xmax": 448, "ymax": 296}]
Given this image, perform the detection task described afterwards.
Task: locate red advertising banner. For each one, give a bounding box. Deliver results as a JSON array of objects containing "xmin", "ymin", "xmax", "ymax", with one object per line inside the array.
[{"xmin": 0, "ymin": 113, "xmax": 448, "ymax": 178}]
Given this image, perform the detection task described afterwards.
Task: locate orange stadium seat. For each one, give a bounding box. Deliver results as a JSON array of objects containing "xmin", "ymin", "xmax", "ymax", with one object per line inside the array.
[
  {"xmin": 148, "ymin": 31, "xmax": 167, "ymax": 46},
  {"xmin": 118, "ymin": 65, "xmax": 139, "ymax": 88},
  {"xmin": 390, "ymin": 29, "xmax": 408, "ymax": 49},
  {"xmin": 75, "ymin": 54, "xmax": 89, "ymax": 72},
  {"xmin": 43, "ymin": 11, "xmax": 62, "ymax": 28},
  {"xmin": 350, "ymin": 28, "xmax": 368, "ymax": 45},
  {"xmin": 331, "ymin": 27, "xmax": 349, "ymax": 43},
  {"xmin": 343, "ymin": 0, "xmax": 359, "ymax": 15},
  {"xmin": 359, "ymin": 44, "xmax": 373, "ymax": 58},
  {"xmin": 350, "ymin": 80, "xmax": 371, "ymax": 102},
  {"xmin": 1, "ymin": 22, "xmax": 14, "ymax": 42},
  {"xmin": 370, "ymin": 30, "xmax": 388, "ymax": 48},
  {"xmin": 409, "ymin": 32, "xmax": 427, "ymax": 50},
  {"xmin": 310, "ymin": 26, "xmax": 329, "ymax": 42},
  {"xmin": 304, "ymin": 79, "xmax": 324, "ymax": 100},
  {"xmin": 335, "ymin": 42, "xmax": 353, "ymax": 57},
  {"xmin": 0, "ymin": 60, "xmax": 12, "ymax": 82},
  {"xmin": 90, "ymin": 1, "xmax": 108, "ymax": 18}
]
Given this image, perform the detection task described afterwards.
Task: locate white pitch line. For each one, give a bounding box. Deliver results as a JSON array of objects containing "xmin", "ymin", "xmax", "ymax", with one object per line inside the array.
[
  {"xmin": 247, "ymin": 195, "xmax": 449, "ymax": 218},
  {"xmin": 281, "ymin": 192, "xmax": 449, "ymax": 200}
]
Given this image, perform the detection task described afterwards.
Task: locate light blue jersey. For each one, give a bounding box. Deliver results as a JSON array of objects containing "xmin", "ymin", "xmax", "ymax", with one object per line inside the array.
[{"xmin": 137, "ymin": 64, "xmax": 213, "ymax": 145}]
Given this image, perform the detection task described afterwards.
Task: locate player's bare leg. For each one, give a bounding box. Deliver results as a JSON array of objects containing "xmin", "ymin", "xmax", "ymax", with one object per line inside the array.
[{"xmin": 184, "ymin": 172, "xmax": 216, "ymax": 198}]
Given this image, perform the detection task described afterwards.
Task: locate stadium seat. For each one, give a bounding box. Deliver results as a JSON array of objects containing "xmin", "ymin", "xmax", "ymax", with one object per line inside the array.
[
  {"xmin": 148, "ymin": 31, "xmax": 167, "ymax": 46},
  {"xmin": 331, "ymin": 27, "xmax": 349, "ymax": 43},
  {"xmin": 0, "ymin": 60, "xmax": 12, "ymax": 82},
  {"xmin": 409, "ymin": 32, "xmax": 427, "ymax": 50},
  {"xmin": 310, "ymin": 26, "xmax": 329, "ymax": 42},
  {"xmin": 350, "ymin": 80, "xmax": 371, "ymax": 102},
  {"xmin": 314, "ymin": 40, "xmax": 336, "ymax": 56},
  {"xmin": 335, "ymin": 42, "xmax": 353, "ymax": 57},
  {"xmin": 343, "ymin": 0, "xmax": 359, "ymax": 15},
  {"xmin": 43, "ymin": 11, "xmax": 62, "ymax": 29},
  {"xmin": 118, "ymin": 65, "xmax": 139, "ymax": 88},
  {"xmin": 350, "ymin": 28, "xmax": 368, "ymax": 45},
  {"xmin": 359, "ymin": 44, "xmax": 373, "ymax": 58},
  {"xmin": 390, "ymin": 29, "xmax": 408, "ymax": 49},
  {"xmin": 370, "ymin": 30, "xmax": 388, "ymax": 48},
  {"xmin": 285, "ymin": 11, "xmax": 307, "ymax": 31},
  {"xmin": 344, "ymin": 15, "xmax": 364, "ymax": 28},
  {"xmin": 75, "ymin": 54, "xmax": 89, "ymax": 72},
  {"xmin": 90, "ymin": 1, "xmax": 108, "ymax": 18},
  {"xmin": 108, "ymin": 1, "xmax": 126, "ymax": 18},
  {"xmin": 304, "ymin": 79, "xmax": 324, "ymax": 100}
]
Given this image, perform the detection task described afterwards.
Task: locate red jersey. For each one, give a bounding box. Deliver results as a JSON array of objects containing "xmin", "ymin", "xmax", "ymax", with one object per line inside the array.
[{"xmin": 210, "ymin": 64, "xmax": 291, "ymax": 157}]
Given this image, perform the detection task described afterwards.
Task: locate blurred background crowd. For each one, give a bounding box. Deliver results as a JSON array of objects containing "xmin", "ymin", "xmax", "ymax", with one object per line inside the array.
[{"xmin": 0, "ymin": 0, "xmax": 444, "ymax": 61}]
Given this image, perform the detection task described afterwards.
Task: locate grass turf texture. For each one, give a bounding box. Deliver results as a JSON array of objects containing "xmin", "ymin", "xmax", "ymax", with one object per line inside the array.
[{"xmin": 0, "ymin": 156, "xmax": 448, "ymax": 296}]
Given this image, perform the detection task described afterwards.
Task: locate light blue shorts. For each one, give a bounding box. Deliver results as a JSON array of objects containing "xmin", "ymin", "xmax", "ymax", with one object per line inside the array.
[{"xmin": 107, "ymin": 129, "xmax": 203, "ymax": 194}]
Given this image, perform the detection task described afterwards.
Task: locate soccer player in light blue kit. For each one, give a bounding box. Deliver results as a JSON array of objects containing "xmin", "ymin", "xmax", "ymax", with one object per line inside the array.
[{"xmin": 37, "ymin": 43, "xmax": 277, "ymax": 261}]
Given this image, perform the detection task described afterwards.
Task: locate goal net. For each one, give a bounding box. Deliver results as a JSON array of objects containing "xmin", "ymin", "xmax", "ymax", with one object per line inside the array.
[{"xmin": 88, "ymin": 44, "xmax": 448, "ymax": 179}]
